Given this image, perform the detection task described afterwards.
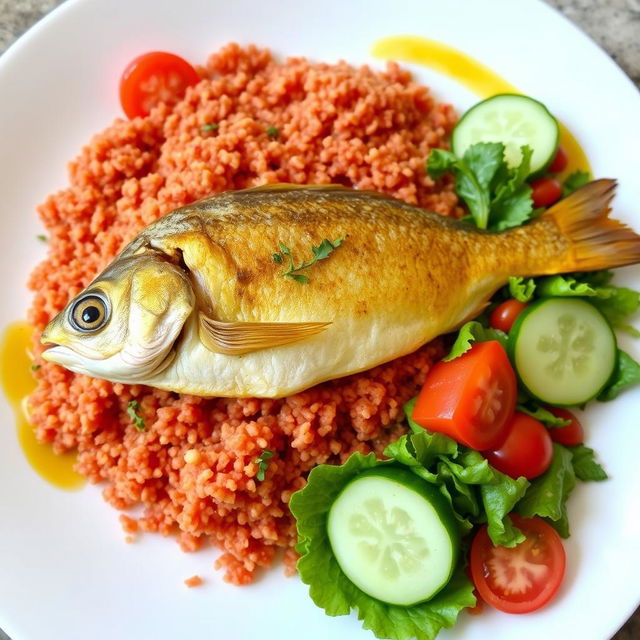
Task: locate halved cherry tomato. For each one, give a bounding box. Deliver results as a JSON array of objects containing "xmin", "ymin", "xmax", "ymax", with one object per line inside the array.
[
  {"xmin": 470, "ymin": 515, "xmax": 566, "ymax": 614},
  {"xmin": 548, "ymin": 146, "xmax": 568, "ymax": 173},
  {"xmin": 531, "ymin": 177, "xmax": 562, "ymax": 208},
  {"xmin": 489, "ymin": 299, "xmax": 528, "ymax": 333},
  {"xmin": 411, "ymin": 341, "xmax": 516, "ymax": 451},
  {"xmin": 546, "ymin": 407, "xmax": 584, "ymax": 446},
  {"xmin": 485, "ymin": 412, "xmax": 553, "ymax": 479},
  {"xmin": 120, "ymin": 51, "xmax": 200, "ymax": 119}
]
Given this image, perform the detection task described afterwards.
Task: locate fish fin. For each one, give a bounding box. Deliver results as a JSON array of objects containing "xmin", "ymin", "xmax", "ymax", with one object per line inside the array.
[
  {"xmin": 199, "ymin": 313, "xmax": 330, "ymax": 355},
  {"xmin": 243, "ymin": 183, "xmax": 351, "ymax": 193},
  {"xmin": 544, "ymin": 179, "xmax": 640, "ymax": 270}
]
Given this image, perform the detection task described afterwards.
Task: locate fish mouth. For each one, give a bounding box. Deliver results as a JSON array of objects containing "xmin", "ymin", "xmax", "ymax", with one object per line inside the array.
[{"xmin": 41, "ymin": 345, "xmax": 95, "ymax": 376}]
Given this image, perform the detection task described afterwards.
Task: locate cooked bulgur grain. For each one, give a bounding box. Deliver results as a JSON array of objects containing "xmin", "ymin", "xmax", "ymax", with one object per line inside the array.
[{"xmin": 28, "ymin": 43, "xmax": 457, "ymax": 584}]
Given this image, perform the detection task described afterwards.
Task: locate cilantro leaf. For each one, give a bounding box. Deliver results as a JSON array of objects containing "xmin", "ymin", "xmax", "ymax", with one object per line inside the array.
[
  {"xmin": 562, "ymin": 170, "xmax": 590, "ymax": 197},
  {"xmin": 200, "ymin": 122, "xmax": 219, "ymax": 133},
  {"xmin": 126, "ymin": 400, "xmax": 145, "ymax": 432},
  {"xmin": 266, "ymin": 125, "xmax": 279, "ymax": 140},
  {"xmin": 597, "ymin": 349, "xmax": 640, "ymax": 401},
  {"xmin": 427, "ymin": 142, "xmax": 535, "ymax": 231},
  {"xmin": 444, "ymin": 321, "xmax": 508, "ymax": 361},
  {"xmin": 569, "ymin": 445, "xmax": 608, "ymax": 482},
  {"xmin": 254, "ymin": 450, "xmax": 273, "ymax": 481},
  {"xmin": 507, "ymin": 276, "xmax": 536, "ymax": 302},
  {"xmin": 517, "ymin": 444, "xmax": 576, "ymax": 537}
]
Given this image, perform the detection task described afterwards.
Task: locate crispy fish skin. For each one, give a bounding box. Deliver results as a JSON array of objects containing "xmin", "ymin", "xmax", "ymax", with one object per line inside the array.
[{"xmin": 41, "ymin": 181, "xmax": 640, "ymax": 397}]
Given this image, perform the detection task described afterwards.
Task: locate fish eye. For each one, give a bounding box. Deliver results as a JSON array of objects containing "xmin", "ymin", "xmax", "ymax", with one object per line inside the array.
[{"xmin": 69, "ymin": 293, "xmax": 110, "ymax": 333}]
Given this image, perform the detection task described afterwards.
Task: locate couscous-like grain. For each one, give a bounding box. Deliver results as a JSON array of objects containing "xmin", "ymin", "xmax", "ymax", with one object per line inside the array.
[{"xmin": 28, "ymin": 44, "xmax": 457, "ymax": 584}]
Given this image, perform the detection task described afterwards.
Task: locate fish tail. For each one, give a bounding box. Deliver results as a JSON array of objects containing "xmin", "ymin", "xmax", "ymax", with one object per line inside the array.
[{"xmin": 543, "ymin": 178, "xmax": 640, "ymax": 271}]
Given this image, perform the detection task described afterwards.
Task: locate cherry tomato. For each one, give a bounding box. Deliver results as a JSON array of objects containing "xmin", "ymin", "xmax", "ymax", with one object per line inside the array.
[
  {"xmin": 412, "ymin": 341, "xmax": 517, "ymax": 451},
  {"xmin": 548, "ymin": 146, "xmax": 568, "ymax": 173},
  {"xmin": 470, "ymin": 515, "xmax": 566, "ymax": 614},
  {"xmin": 546, "ymin": 407, "xmax": 584, "ymax": 446},
  {"xmin": 485, "ymin": 412, "xmax": 553, "ymax": 479},
  {"xmin": 530, "ymin": 177, "xmax": 562, "ymax": 208},
  {"xmin": 120, "ymin": 51, "xmax": 200, "ymax": 119},
  {"xmin": 489, "ymin": 299, "xmax": 528, "ymax": 333}
]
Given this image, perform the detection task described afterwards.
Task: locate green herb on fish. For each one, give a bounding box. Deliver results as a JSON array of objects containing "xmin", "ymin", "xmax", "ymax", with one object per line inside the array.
[
  {"xmin": 127, "ymin": 400, "xmax": 145, "ymax": 432},
  {"xmin": 273, "ymin": 237, "xmax": 345, "ymax": 284},
  {"xmin": 427, "ymin": 142, "xmax": 535, "ymax": 231},
  {"xmin": 255, "ymin": 450, "xmax": 273, "ymax": 481},
  {"xmin": 266, "ymin": 125, "xmax": 279, "ymax": 140},
  {"xmin": 200, "ymin": 122, "xmax": 219, "ymax": 133}
]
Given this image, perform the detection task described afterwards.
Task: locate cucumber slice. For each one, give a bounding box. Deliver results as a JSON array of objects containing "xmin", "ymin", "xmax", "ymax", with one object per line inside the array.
[
  {"xmin": 510, "ymin": 298, "xmax": 616, "ymax": 406},
  {"xmin": 327, "ymin": 467, "xmax": 458, "ymax": 606},
  {"xmin": 452, "ymin": 94, "xmax": 559, "ymax": 175}
]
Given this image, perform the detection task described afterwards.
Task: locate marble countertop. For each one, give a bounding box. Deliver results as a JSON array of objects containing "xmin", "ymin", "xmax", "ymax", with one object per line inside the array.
[{"xmin": 0, "ymin": 1, "xmax": 638, "ymax": 639}]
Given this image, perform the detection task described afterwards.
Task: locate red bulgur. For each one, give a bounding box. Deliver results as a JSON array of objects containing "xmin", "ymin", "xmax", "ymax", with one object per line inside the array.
[{"xmin": 27, "ymin": 44, "xmax": 457, "ymax": 584}]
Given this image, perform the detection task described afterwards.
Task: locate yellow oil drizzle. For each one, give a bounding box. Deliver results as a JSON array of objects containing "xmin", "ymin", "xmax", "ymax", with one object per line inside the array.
[
  {"xmin": 372, "ymin": 35, "xmax": 591, "ymax": 177},
  {"xmin": 0, "ymin": 321, "xmax": 84, "ymax": 490}
]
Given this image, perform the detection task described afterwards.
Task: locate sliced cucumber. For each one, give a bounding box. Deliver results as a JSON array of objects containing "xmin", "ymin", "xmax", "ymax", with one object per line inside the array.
[
  {"xmin": 327, "ymin": 467, "xmax": 458, "ymax": 606},
  {"xmin": 510, "ymin": 298, "xmax": 616, "ymax": 406},
  {"xmin": 452, "ymin": 94, "xmax": 559, "ymax": 175}
]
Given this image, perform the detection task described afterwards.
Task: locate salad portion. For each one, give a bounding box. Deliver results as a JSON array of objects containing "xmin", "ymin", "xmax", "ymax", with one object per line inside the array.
[{"xmin": 290, "ymin": 94, "xmax": 640, "ymax": 640}]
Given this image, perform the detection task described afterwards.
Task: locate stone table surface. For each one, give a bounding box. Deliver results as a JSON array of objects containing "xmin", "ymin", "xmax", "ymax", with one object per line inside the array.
[{"xmin": 0, "ymin": 1, "xmax": 638, "ymax": 639}]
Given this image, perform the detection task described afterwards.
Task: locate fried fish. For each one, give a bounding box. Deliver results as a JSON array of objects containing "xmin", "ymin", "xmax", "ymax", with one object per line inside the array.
[{"xmin": 41, "ymin": 180, "xmax": 640, "ymax": 397}]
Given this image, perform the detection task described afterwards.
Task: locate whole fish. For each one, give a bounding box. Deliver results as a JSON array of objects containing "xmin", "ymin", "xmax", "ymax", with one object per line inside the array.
[{"xmin": 41, "ymin": 181, "xmax": 640, "ymax": 397}]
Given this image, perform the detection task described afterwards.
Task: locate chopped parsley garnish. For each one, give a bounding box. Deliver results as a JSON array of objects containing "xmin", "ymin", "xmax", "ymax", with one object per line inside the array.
[
  {"xmin": 255, "ymin": 450, "xmax": 274, "ymax": 481},
  {"xmin": 31, "ymin": 364, "xmax": 41, "ymax": 371},
  {"xmin": 200, "ymin": 122, "xmax": 219, "ymax": 133},
  {"xmin": 273, "ymin": 237, "xmax": 345, "ymax": 284},
  {"xmin": 266, "ymin": 125, "xmax": 279, "ymax": 140},
  {"xmin": 127, "ymin": 400, "xmax": 145, "ymax": 432},
  {"xmin": 36, "ymin": 234, "xmax": 47, "ymax": 242}
]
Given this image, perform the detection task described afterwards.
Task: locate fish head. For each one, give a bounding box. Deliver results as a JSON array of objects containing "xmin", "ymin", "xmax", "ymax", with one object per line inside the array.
[{"xmin": 41, "ymin": 252, "xmax": 195, "ymax": 383}]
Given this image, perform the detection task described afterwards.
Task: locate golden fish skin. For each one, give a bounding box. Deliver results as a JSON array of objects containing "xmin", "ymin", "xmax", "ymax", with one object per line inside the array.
[{"xmin": 41, "ymin": 181, "xmax": 640, "ymax": 397}]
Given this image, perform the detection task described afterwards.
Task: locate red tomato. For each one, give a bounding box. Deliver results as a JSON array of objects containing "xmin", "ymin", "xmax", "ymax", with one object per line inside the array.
[
  {"xmin": 470, "ymin": 515, "xmax": 566, "ymax": 614},
  {"xmin": 120, "ymin": 52, "xmax": 200, "ymax": 119},
  {"xmin": 548, "ymin": 146, "xmax": 568, "ymax": 173},
  {"xmin": 546, "ymin": 407, "xmax": 584, "ymax": 446},
  {"xmin": 411, "ymin": 341, "xmax": 517, "ymax": 451},
  {"xmin": 489, "ymin": 299, "xmax": 528, "ymax": 333},
  {"xmin": 531, "ymin": 177, "xmax": 562, "ymax": 208},
  {"xmin": 485, "ymin": 412, "xmax": 553, "ymax": 479}
]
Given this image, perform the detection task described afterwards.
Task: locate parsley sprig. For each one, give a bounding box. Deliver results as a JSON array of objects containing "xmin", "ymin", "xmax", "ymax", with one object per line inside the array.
[
  {"xmin": 255, "ymin": 450, "xmax": 274, "ymax": 481},
  {"xmin": 273, "ymin": 237, "xmax": 345, "ymax": 284},
  {"xmin": 127, "ymin": 400, "xmax": 145, "ymax": 432}
]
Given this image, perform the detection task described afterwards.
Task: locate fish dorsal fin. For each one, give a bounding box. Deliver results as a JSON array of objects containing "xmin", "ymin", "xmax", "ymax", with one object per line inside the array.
[
  {"xmin": 242, "ymin": 183, "xmax": 357, "ymax": 195},
  {"xmin": 199, "ymin": 313, "xmax": 330, "ymax": 355}
]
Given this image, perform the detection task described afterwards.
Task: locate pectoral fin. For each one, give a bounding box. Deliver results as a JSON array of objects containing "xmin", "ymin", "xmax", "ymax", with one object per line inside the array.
[{"xmin": 199, "ymin": 313, "xmax": 330, "ymax": 355}]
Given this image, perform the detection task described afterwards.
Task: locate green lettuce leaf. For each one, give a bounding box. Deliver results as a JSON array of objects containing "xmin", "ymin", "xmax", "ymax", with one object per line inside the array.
[
  {"xmin": 516, "ymin": 401, "xmax": 570, "ymax": 428},
  {"xmin": 290, "ymin": 452, "xmax": 476, "ymax": 640},
  {"xmin": 444, "ymin": 321, "xmax": 509, "ymax": 361},
  {"xmin": 569, "ymin": 445, "xmax": 608, "ymax": 482},
  {"xmin": 597, "ymin": 349, "xmax": 640, "ymax": 401},
  {"xmin": 516, "ymin": 444, "xmax": 576, "ymax": 537},
  {"xmin": 508, "ymin": 276, "xmax": 536, "ymax": 302},
  {"xmin": 393, "ymin": 405, "xmax": 529, "ymax": 547}
]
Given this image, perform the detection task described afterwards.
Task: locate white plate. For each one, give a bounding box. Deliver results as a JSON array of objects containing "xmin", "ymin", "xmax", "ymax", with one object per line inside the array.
[{"xmin": 1, "ymin": 1, "xmax": 639, "ymax": 639}]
